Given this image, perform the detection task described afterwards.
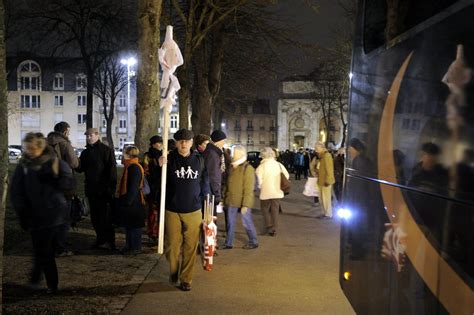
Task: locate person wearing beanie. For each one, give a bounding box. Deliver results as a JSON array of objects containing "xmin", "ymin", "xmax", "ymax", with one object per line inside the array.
[
  {"xmin": 256, "ymin": 147, "xmax": 290, "ymax": 237},
  {"xmin": 143, "ymin": 135, "xmax": 164, "ymax": 245},
  {"xmin": 159, "ymin": 128, "xmax": 210, "ymax": 291},
  {"xmin": 203, "ymin": 129, "xmax": 230, "ymax": 238},
  {"xmin": 315, "ymin": 142, "xmax": 335, "ymax": 219},
  {"xmin": 222, "ymin": 145, "xmax": 258, "ymax": 249}
]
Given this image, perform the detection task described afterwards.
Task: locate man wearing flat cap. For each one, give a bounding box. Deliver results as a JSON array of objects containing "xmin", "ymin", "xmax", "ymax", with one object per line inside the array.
[
  {"xmin": 160, "ymin": 128, "xmax": 210, "ymax": 291},
  {"xmin": 76, "ymin": 128, "xmax": 117, "ymax": 250},
  {"xmin": 143, "ymin": 135, "xmax": 163, "ymax": 244}
]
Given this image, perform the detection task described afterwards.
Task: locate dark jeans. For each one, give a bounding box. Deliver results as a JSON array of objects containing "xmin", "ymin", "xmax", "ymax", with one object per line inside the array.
[
  {"xmin": 88, "ymin": 195, "xmax": 115, "ymax": 246},
  {"xmin": 295, "ymin": 166, "xmax": 303, "ymax": 180},
  {"xmin": 55, "ymin": 222, "xmax": 70, "ymax": 254},
  {"xmin": 125, "ymin": 228, "xmax": 142, "ymax": 251},
  {"xmin": 30, "ymin": 226, "xmax": 59, "ymax": 289}
]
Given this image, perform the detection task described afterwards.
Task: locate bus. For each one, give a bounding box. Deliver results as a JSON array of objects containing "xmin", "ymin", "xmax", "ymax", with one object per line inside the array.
[{"xmin": 340, "ymin": 1, "xmax": 474, "ymax": 314}]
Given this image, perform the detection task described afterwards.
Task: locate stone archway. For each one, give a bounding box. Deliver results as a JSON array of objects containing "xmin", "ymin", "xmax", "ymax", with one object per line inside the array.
[{"xmin": 288, "ymin": 112, "xmax": 313, "ymax": 149}]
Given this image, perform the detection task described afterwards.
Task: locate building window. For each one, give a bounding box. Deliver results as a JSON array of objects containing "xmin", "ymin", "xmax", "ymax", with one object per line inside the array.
[
  {"xmin": 247, "ymin": 133, "xmax": 253, "ymax": 143},
  {"xmin": 102, "ymin": 119, "xmax": 107, "ymax": 128},
  {"xmin": 402, "ymin": 118, "xmax": 410, "ymax": 129},
  {"xmin": 170, "ymin": 115, "xmax": 178, "ymax": 129},
  {"xmin": 21, "ymin": 112, "xmax": 40, "ymax": 128},
  {"xmin": 235, "ymin": 120, "xmax": 240, "ymax": 128},
  {"xmin": 54, "ymin": 113, "xmax": 64, "ymax": 124},
  {"xmin": 119, "ymin": 94, "xmax": 126, "ymax": 107},
  {"xmin": 54, "ymin": 74, "xmax": 64, "ymax": 90},
  {"xmin": 260, "ymin": 120, "xmax": 265, "ymax": 130},
  {"xmin": 77, "ymin": 95, "xmax": 86, "ymax": 106},
  {"xmin": 76, "ymin": 74, "xmax": 87, "ymax": 90},
  {"xmin": 20, "ymin": 95, "xmax": 41, "ymax": 108},
  {"xmin": 119, "ymin": 137, "xmax": 126, "ymax": 148},
  {"xmin": 18, "ymin": 60, "xmax": 41, "ymax": 91},
  {"xmin": 54, "ymin": 95, "xmax": 64, "ymax": 107},
  {"xmin": 247, "ymin": 120, "xmax": 253, "ymax": 127},
  {"xmin": 411, "ymin": 119, "xmax": 421, "ymax": 130},
  {"xmin": 119, "ymin": 119, "xmax": 127, "ymax": 128},
  {"xmin": 236, "ymin": 132, "xmax": 241, "ymax": 143},
  {"xmin": 77, "ymin": 114, "xmax": 86, "ymax": 124}
]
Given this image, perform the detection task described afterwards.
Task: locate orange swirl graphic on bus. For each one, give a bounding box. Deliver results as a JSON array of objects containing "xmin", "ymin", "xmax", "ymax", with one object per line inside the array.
[{"xmin": 377, "ymin": 52, "xmax": 474, "ymax": 314}]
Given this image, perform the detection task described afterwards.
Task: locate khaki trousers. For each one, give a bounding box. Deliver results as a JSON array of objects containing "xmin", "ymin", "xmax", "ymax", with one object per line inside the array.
[
  {"xmin": 317, "ymin": 184, "xmax": 333, "ymax": 217},
  {"xmin": 260, "ymin": 199, "xmax": 280, "ymax": 232},
  {"xmin": 165, "ymin": 210, "xmax": 202, "ymax": 284}
]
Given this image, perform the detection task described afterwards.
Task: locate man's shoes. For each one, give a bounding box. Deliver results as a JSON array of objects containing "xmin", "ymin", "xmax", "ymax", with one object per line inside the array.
[
  {"xmin": 268, "ymin": 230, "xmax": 276, "ymax": 237},
  {"xmin": 178, "ymin": 282, "xmax": 191, "ymax": 291},
  {"xmin": 242, "ymin": 243, "xmax": 259, "ymax": 249},
  {"xmin": 222, "ymin": 245, "xmax": 233, "ymax": 249}
]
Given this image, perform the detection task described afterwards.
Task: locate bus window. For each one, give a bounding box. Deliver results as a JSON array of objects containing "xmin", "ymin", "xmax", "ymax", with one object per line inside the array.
[{"xmin": 364, "ymin": 0, "xmax": 460, "ymax": 53}]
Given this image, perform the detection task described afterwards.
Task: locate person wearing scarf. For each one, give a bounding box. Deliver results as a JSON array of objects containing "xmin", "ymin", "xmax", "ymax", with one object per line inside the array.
[
  {"xmin": 10, "ymin": 132, "xmax": 75, "ymax": 294},
  {"xmin": 118, "ymin": 146, "xmax": 146, "ymax": 255},
  {"xmin": 222, "ymin": 145, "xmax": 258, "ymax": 249},
  {"xmin": 143, "ymin": 135, "xmax": 163, "ymax": 245}
]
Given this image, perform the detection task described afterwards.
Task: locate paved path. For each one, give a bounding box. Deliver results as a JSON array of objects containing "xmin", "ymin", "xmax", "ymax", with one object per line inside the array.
[{"xmin": 122, "ymin": 178, "xmax": 354, "ymax": 314}]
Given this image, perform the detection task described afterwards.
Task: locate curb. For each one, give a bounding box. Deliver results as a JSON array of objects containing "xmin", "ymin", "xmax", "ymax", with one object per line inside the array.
[{"xmin": 107, "ymin": 253, "xmax": 163, "ymax": 314}]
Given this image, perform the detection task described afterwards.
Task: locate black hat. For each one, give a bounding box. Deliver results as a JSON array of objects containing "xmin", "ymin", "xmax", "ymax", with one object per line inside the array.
[
  {"xmin": 174, "ymin": 129, "xmax": 194, "ymax": 141},
  {"xmin": 149, "ymin": 135, "xmax": 163, "ymax": 145},
  {"xmin": 349, "ymin": 138, "xmax": 365, "ymax": 152},
  {"xmin": 211, "ymin": 130, "xmax": 226, "ymax": 142},
  {"xmin": 421, "ymin": 142, "xmax": 440, "ymax": 155}
]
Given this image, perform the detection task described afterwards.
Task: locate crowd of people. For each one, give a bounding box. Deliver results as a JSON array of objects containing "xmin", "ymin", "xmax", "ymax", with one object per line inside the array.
[{"xmin": 8, "ymin": 123, "xmax": 295, "ymax": 294}]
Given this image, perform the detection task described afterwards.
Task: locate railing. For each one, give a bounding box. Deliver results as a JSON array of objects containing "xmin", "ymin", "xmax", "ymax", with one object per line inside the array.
[
  {"xmin": 259, "ymin": 126, "xmax": 265, "ymax": 131},
  {"xmin": 234, "ymin": 126, "xmax": 241, "ymax": 131},
  {"xmin": 117, "ymin": 127, "xmax": 127, "ymax": 134},
  {"xmin": 117, "ymin": 106, "xmax": 127, "ymax": 112},
  {"xmin": 247, "ymin": 126, "xmax": 253, "ymax": 131},
  {"xmin": 269, "ymin": 126, "xmax": 275, "ymax": 131}
]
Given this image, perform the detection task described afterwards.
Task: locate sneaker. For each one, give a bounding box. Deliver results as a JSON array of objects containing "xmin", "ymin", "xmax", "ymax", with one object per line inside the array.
[
  {"xmin": 178, "ymin": 282, "xmax": 191, "ymax": 291},
  {"xmin": 242, "ymin": 243, "xmax": 259, "ymax": 249}
]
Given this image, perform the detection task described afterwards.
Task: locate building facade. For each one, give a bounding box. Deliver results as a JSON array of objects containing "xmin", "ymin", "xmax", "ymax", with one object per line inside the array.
[
  {"xmin": 277, "ymin": 77, "xmax": 345, "ymax": 150},
  {"xmin": 218, "ymin": 99, "xmax": 277, "ymax": 152},
  {"xmin": 7, "ymin": 56, "xmax": 137, "ymax": 149}
]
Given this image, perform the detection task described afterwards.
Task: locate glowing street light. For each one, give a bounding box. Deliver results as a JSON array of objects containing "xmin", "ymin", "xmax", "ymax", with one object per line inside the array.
[{"xmin": 121, "ymin": 57, "xmax": 137, "ymax": 141}]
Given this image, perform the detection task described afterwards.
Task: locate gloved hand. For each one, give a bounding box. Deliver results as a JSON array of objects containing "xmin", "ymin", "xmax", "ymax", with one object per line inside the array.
[{"xmin": 241, "ymin": 207, "xmax": 248, "ymax": 215}]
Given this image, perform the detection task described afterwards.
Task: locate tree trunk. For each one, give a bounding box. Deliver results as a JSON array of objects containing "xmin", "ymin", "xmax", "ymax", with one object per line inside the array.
[
  {"xmin": 177, "ymin": 66, "xmax": 190, "ymax": 129},
  {"xmin": 0, "ymin": 0, "xmax": 8, "ymax": 307},
  {"xmin": 135, "ymin": 0, "xmax": 163, "ymax": 153},
  {"xmin": 192, "ymin": 44, "xmax": 212, "ymax": 135}
]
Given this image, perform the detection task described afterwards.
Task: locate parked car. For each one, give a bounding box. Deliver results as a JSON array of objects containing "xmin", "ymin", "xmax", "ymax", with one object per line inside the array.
[
  {"xmin": 247, "ymin": 151, "xmax": 261, "ymax": 168},
  {"xmin": 114, "ymin": 148, "xmax": 122, "ymax": 161},
  {"xmin": 9, "ymin": 145, "xmax": 23, "ymax": 152}
]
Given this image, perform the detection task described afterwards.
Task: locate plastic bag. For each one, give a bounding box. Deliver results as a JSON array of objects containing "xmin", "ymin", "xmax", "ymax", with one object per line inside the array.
[{"xmin": 303, "ymin": 177, "xmax": 319, "ymax": 197}]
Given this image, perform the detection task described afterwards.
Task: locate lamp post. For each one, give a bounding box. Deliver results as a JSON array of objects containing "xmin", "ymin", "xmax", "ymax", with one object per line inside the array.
[{"xmin": 121, "ymin": 57, "xmax": 137, "ymax": 142}]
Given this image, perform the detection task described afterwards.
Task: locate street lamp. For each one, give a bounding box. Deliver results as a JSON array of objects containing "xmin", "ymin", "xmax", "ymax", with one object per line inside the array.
[{"xmin": 121, "ymin": 57, "xmax": 137, "ymax": 142}]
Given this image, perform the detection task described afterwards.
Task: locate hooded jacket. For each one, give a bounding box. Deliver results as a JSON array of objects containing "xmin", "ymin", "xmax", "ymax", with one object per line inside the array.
[
  {"xmin": 47, "ymin": 131, "xmax": 79, "ymax": 169},
  {"xmin": 10, "ymin": 146, "xmax": 76, "ymax": 231}
]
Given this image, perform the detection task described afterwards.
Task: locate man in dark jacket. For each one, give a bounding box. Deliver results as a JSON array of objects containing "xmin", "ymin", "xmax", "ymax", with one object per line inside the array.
[
  {"xmin": 162, "ymin": 129, "xmax": 209, "ymax": 291},
  {"xmin": 10, "ymin": 132, "xmax": 76, "ymax": 294},
  {"xmin": 76, "ymin": 128, "xmax": 117, "ymax": 250},
  {"xmin": 47, "ymin": 121, "xmax": 79, "ymax": 257},
  {"xmin": 202, "ymin": 130, "xmax": 227, "ymax": 207}
]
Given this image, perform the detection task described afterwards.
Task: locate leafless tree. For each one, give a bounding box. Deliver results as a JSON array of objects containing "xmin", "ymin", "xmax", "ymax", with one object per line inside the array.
[
  {"xmin": 12, "ymin": 0, "xmax": 135, "ymax": 129},
  {"xmin": 94, "ymin": 55, "xmax": 129, "ymax": 149}
]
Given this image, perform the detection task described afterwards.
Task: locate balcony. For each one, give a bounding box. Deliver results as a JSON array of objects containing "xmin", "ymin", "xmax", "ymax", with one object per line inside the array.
[
  {"xmin": 259, "ymin": 141, "xmax": 265, "ymax": 144},
  {"xmin": 269, "ymin": 141, "xmax": 276, "ymax": 146},
  {"xmin": 269, "ymin": 126, "xmax": 275, "ymax": 131},
  {"xmin": 117, "ymin": 106, "xmax": 127, "ymax": 112},
  {"xmin": 247, "ymin": 126, "xmax": 253, "ymax": 131},
  {"xmin": 247, "ymin": 141, "xmax": 254, "ymax": 145},
  {"xmin": 259, "ymin": 126, "xmax": 265, "ymax": 131},
  {"xmin": 234, "ymin": 126, "xmax": 241, "ymax": 131},
  {"xmin": 117, "ymin": 127, "xmax": 127, "ymax": 134}
]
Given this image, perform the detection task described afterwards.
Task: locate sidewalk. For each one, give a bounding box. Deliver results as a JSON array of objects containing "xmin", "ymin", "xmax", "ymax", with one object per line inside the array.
[{"xmin": 122, "ymin": 178, "xmax": 354, "ymax": 314}]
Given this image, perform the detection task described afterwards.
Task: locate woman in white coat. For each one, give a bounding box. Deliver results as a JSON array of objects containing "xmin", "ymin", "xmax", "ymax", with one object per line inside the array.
[{"xmin": 256, "ymin": 147, "xmax": 290, "ymax": 236}]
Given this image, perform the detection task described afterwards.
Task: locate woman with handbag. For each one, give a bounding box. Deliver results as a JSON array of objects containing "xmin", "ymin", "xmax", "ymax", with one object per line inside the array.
[
  {"xmin": 118, "ymin": 146, "xmax": 146, "ymax": 255},
  {"xmin": 256, "ymin": 147, "xmax": 290, "ymax": 237}
]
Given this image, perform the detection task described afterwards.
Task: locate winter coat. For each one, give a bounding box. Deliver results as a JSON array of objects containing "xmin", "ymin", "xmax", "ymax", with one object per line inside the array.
[
  {"xmin": 143, "ymin": 147, "xmax": 163, "ymax": 201},
  {"xmin": 256, "ymin": 158, "xmax": 289, "ymax": 200},
  {"xmin": 47, "ymin": 132, "xmax": 79, "ymax": 169},
  {"xmin": 76, "ymin": 141, "xmax": 117, "ymax": 197},
  {"xmin": 166, "ymin": 150, "xmax": 210, "ymax": 213},
  {"xmin": 224, "ymin": 162, "xmax": 255, "ymax": 209},
  {"xmin": 10, "ymin": 146, "xmax": 76, "ymax": 231},
  {"xmin": 294, "ymin": 152, "xmax": 305, "ymax": 167},
  {"xmin": 317, "ymin": 151, "xmax": 335, "ymax": 186},
  {"xmin": 202, "ymin": 143, "xmax": 225, "ymax": 203},
  {"xmin": 118, "ymin": 161, "xmax": 146, "ymax": 228}
]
